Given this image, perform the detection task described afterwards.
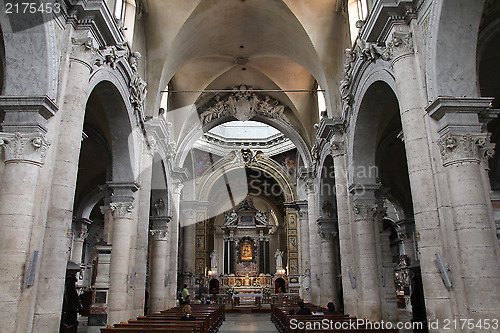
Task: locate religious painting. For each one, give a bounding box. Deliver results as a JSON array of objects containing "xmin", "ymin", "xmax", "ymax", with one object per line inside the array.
[
  {"xmin": 195, "ymin": 258, "xmax": 205, "ymax": 275},
  {"xmin": 288, "ymin": 236, "xmax": 298, "ymax": 251},
  {"xmin": 241, "ymin": 242, "xmax": 253, "ymax": 261},
  {"xmin": 194, "ymin": 149, "xmax": 214, "ymax": 177},
  {"xmin": 271, "ymin": 149, "xmax": 297, "ymax": 179},
  {"xmin": 288, "ymin": 214, "xmax": 297, "ymax": 229},
  {"xmin": 289, "ymin": 259, "xmax": 299, "ymax": 275},
  {"xmin": 196, "ymin": 235, "xmax": 205, "ymax": 250}
]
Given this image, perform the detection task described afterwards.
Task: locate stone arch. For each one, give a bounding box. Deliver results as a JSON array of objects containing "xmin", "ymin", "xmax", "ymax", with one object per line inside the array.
[
  {"xmin": 173, "ymin": 95, "xmax": 312, "ymax": 171},
  {"xmin": 0, "ymin": 10, "xmax": 58, "ymax": 99},
  {"xmin": 87, "ymin": 75, "xmax": 139, "ymax": 182},
  {"xmin": 426, "ymin": 0, "xmax": 487, "ymax": 100},
  {"xmin": 348, "ymin": 68, "xmax": 398, "ymax": 185},
  {"xmin": 197, "ymin": 152, "xmax": 296, "ymax": 204}
]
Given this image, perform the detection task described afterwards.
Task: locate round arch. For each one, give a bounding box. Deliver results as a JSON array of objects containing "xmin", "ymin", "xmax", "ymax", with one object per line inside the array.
[
  {"xmin": 174, "ymin": 115, "xmax": 312, "ymax": 172},
  {"xmin": 197, "ymin": 152, "xmax": 297, "ymax": 204},
  {"xmin": 87, "ymin": 75, "xmax": 140, "ymax": 183},
  {"xmin": 348, "ymin": 65, "xmax": 398, "ymax": 185}
]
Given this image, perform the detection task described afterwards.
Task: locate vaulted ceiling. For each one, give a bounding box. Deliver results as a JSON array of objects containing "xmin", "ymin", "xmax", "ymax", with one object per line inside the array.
[{"xmin": 143, "ymin": 0, "xmax": 350, "ymax": 147}]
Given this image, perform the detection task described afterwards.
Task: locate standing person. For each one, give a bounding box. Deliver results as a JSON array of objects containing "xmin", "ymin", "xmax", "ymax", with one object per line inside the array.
[
  {"xmin": 182, "ymin": 284, "xmax": 191, "ymax": 305},
  {"xmin": 277, "ymin": 287, "xmax": 284, "ymax": 305}
]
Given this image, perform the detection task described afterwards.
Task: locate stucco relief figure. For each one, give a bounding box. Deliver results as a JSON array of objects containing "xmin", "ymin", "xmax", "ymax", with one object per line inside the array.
[
  {"xmin": 356, "ymin": 39, "xmax": 382, "ymax": 61},
  {"xmin": 275, "ymin": 249, "xmax": 283, "ymax": 270},
  {"xmin": 130, "ymin": 72, "xmax": 147, "ymax": 109}
]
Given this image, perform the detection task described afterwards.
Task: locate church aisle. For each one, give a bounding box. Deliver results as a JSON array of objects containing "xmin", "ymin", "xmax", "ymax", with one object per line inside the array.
[{"xmin": 219, "ymin": 312, "xmax": 279, "ymax": 333}]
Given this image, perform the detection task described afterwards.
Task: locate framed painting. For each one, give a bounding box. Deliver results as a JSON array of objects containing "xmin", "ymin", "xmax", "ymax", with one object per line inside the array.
[{"xmin": 240, "ymin": 242, "xmax": 253, "ymax": 261}]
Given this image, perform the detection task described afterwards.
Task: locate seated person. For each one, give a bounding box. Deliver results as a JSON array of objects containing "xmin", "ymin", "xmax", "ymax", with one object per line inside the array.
[
  {"xmin": 180, "ymin": 305, "xmax": 197, "ymax": 321},
  {"xmin": 296, "ymin": 301, "xmax": 312, "ymax": 315},
  {"xmin": 324, "ymin": 302, "xmax": 338, "ymax": 315}
]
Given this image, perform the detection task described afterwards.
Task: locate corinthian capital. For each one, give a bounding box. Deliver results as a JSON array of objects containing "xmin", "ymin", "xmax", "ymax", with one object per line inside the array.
[
  {"xmin": 110, "ymin": 202, "xmax": 134, "ymax": 219},
  {"xmin": 438, "ymin": 133, "xmax": 494, "ymax": 166},
  {"xmin": 0, "ymin": 132, "xmax": 50, "ymax": 166},
  {"xmin": 330, "ymin": 141, "xmax": 345, "ymax": 157},
  {"xmin": 352, "ymin": 204, "xmax": 381, "ymax": 220},
  {"xmin": 385, "ymin": 31, "xmax": 414, "ymax": 62}
]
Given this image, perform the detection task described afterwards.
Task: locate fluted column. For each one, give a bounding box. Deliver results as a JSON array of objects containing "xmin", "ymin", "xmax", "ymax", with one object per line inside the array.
[
  {"xmin": 306, "ymin": 178, "xmax": 321, "ymax": 305},
  {"xmin": 427, "ymin": 97, "xmax": 500, "ymax": 322},
  {"xmin": 149, "ymin": 220, "xmax": 169, "ymax": 313},
  {"xmin": 0, "ymin": 124, "xmax": 53, "ymax": 332},
  {"xmin": 385, "ymin": 23, "xmax": 458, "ymax": 326},
  {"xmin": 33, "ymin": 31, "xmax": 98, "ymax": 332}
]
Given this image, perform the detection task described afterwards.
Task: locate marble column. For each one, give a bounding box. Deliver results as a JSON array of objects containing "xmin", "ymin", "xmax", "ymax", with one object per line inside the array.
[
  {"xmin": 427, "ymin": 97, "xmax": 500, "ymax": 321},
  {"xmin": 350, "ymin": 185, "xmax": 383, "ymax": 321},
  {"xmin": 148, "ymin": 218, "xmax": 169, "ymax": 313},
  {"xmin": 296, "ymin": 201, "xmax": 311, "ymax": 303},
  {"xmin": 386, "ymin": 23, "xmax": 458, "ymax": 325},
  {"xmin": 306, "ymin": 178, "xmax": 321, "ymax": 305},
  {"xmin": 32, "ymin": 32, "xmax": 97, "ymax": 332},
  {"xmin": 330, "ymin": 128, "xmax": 358, "ymax": 315},
  {"xmin": 0, "ymin": 119, "xmax": 52, "ymax": 332}
]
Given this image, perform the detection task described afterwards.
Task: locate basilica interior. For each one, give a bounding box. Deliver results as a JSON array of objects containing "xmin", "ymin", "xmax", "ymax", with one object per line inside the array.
[{"xmin": 0, "ymin": 0, "xmax": 499, "ymax": 332}]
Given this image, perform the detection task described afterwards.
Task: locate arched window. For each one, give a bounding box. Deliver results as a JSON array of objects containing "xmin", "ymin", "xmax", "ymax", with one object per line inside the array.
[
  {"xmin": 317, "ymin": 85, "xmax": 327, "ymax": 118},
  {"xmin": 114, "ymin": 0, "xmax": 125, "ymax": 20},
  {"xmin": 348, "ymin": 0, "xmax": 368, "ymax": 44}
]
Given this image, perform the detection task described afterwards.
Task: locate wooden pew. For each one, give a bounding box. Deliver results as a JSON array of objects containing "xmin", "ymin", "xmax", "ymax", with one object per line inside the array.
[{"xmin": 101, "ymin": 304, "xmax": 225, "ymax": 333}]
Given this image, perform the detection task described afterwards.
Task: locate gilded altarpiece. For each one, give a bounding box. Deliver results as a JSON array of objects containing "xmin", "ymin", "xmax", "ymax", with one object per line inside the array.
[
  {"xmin": 195, "ymin": 212, "xmax": 208, "ymax": 275},
  {"xmin": 286, "ymin": 210, "xmax": 299, "ymax": 276}
]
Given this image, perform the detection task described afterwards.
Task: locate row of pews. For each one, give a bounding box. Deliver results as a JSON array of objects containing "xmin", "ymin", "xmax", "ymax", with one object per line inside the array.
[
  {"xmin": 271, "ymin": 304, "xmax": 399, "ymax": 333},
  {"xmin": 101, "ymin": 304, "xmax": 225, "ymax": 333}
]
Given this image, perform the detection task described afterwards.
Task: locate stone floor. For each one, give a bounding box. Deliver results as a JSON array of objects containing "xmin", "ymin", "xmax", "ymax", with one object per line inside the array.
[{"xmin": 219, "ymin": 312, "xmax": 278, "ymax": 333}]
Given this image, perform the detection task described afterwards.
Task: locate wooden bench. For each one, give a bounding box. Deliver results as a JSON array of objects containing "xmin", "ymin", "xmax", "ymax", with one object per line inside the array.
[{"xmin": 101, "ymin": 304, "xmax": 225, "ymax": 333}]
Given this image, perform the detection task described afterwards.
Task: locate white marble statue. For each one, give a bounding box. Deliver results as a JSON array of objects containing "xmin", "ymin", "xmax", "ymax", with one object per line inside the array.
[
  {"xmin": 210, "ymin": 250, "xmax": 218, "ymax": 272},
  {"xmin": 275, "ymin": 249, "xmax": 283, "ymax": 270}
]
